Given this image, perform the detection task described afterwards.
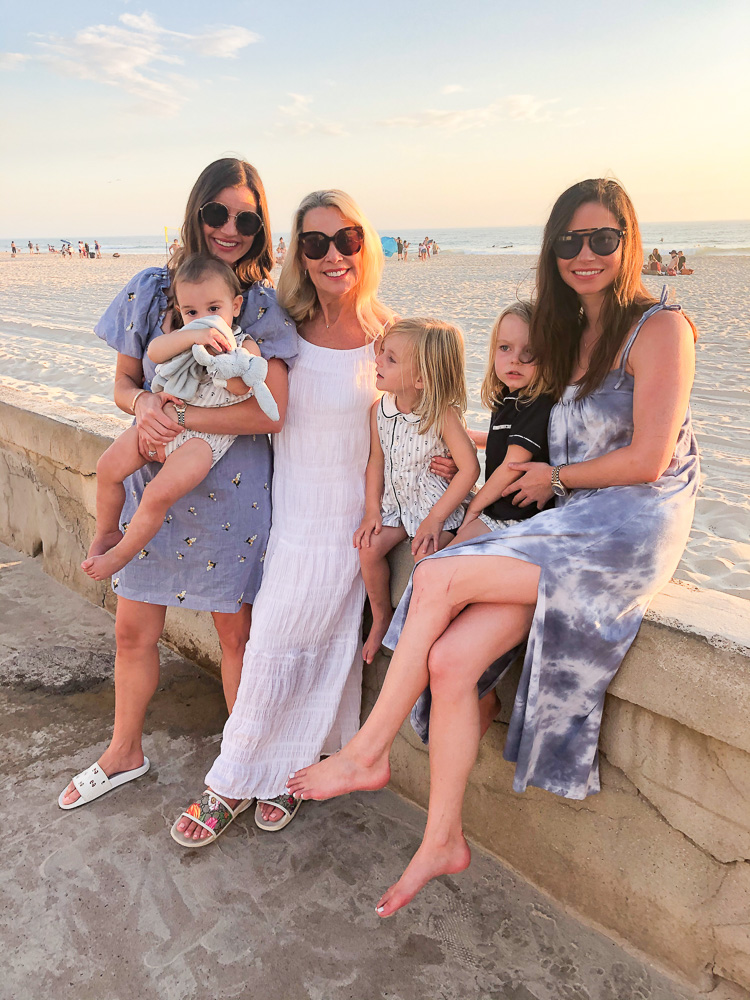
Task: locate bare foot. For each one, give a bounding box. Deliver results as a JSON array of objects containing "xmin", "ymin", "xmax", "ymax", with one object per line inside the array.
[
  {"xmin": 362, "ymin": 612, "xmax": 393, "ymax": 664},
  {"xmin": 85, "ymin": 529, "xmax": 123, "ymax": 561},
  {"xmin": 287, "ymin": 745, "xmax": 390, "ymax": 801},
  {"xmin": 175, "ymin": 789, "xmax": 243, "ymax": 842},
  {"xmin": 81, "ymin": 546, "xmax": 129, "ymax": 581},
  {"xmin": 259, "ymin": 802, "xmax": 285, "ymax": 823},
  {"xmin": 60, "ymin": 747, "xmax": 145, "ymax": 807},
  {"xmin": 375, "ymin": 835, "xmax": 471, "ymax": 917}
]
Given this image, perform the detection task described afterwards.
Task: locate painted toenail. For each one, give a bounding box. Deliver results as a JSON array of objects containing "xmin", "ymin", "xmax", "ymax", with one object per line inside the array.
[
  {"xmin": 288, "ymin": 772, "xmax": 295, "ymax": 778},
  {"xmin": 376, "ymin": 906, "xmax": 384, "ymax": 913}
]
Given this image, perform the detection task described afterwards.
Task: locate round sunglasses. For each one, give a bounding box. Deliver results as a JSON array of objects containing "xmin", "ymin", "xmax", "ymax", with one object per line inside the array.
[
  {"xmin": 553, "ymin": 227, "xmax": 624, "ymax": 260},
  {"xmin": 199, "ymin": 201, "xmax": 264, "ymax": 238},
  {"xmin": 300, "ymin": 226, "xmax": 364, "ymax": 260}
]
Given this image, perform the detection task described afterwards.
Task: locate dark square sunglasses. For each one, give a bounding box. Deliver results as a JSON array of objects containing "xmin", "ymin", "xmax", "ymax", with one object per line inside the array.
[
  {"xmin": 553, "ymin": 227, "xmax": 624, "ymax": 260},
  {"xmin": 300, "ymin": 226, "xmax": 364, "ymax": 260},
  {"xmin": 199, "ymin": 201, "xmax": 264, "ymax": 237}
]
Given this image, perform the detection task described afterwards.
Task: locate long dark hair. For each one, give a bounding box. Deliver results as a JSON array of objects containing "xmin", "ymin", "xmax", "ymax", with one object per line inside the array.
[
  {"xmin": 170, "ymin": 158, "xmax": 273, "ymax": 291},
  {"xmin": 531, "ymin": 179, "xmax": 669, "ymax": 401}
]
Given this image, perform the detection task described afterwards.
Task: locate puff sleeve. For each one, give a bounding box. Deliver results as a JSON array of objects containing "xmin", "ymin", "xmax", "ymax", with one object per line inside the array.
[
  {"xmin": 94, "ymin": 266, "xmax": 170, "ymax": 359},
  {"xmin": 238, "ymin": 281, "xmax": 298, "ymax": 368}
]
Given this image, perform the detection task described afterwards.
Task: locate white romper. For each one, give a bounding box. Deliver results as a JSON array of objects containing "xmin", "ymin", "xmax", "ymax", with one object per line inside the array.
[
  {"xmin": 161, "ymin": 326, "xmax": 253, "ymax": 467},
  {"xmin": 377, "ymin": 392, "xmax": 467, "ymax": 537}
]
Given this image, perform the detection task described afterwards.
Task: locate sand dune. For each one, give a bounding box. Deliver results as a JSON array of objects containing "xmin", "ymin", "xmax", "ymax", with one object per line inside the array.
[{"xmin": 0, "ymin": 251, "xmax": 747, "ymax": 600}]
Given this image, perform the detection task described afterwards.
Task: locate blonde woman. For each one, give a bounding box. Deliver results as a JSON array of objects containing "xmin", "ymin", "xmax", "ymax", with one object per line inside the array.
[
  {"xmin": 172, "ymin": 189, "xmax": 396, "ymax": 843},
  {"xmin": 355, "ymin": 318, "xmax": 479, "ymax": 663}
]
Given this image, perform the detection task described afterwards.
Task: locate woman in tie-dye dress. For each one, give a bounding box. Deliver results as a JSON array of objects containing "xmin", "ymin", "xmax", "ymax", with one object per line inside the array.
[{"xmin": 287, "ymin": 178, "xmax": 700, "ymax": 916}]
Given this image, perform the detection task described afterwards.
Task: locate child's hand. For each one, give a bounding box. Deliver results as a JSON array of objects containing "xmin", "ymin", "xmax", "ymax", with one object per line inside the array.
[
  {"xmin": 462, "ymin": 504, "xmax": 481, "ymax": 528},
  {"xmin": 412, "ymin": 512, "xmax": 445, "ymax": 558},
  {"xmin": 354, "ymin": 512, "xmax": 383, "ymax": 548},
  {"xmin": 193, "ymin": 327, "xmax": 233, "ymax": 354}
]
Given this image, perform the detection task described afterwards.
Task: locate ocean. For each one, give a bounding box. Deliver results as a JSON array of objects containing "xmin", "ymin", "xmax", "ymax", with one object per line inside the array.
[{"xmin": 6, "ymin": 220, "xmax": 750, "ymax": 258}]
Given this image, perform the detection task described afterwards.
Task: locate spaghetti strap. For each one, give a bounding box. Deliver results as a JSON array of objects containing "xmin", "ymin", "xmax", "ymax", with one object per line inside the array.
[{"xmin": 614, "ymin": 285, "xmax": 682, "ymax": 387}]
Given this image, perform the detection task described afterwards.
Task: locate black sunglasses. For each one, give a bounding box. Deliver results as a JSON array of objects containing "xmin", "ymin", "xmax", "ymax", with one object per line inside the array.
[
  {"xmin": 553, "ymin": 227, "xmax": 624, "ymax": 260},
  {"xmin": 300, "ymin": 226, "xmax": 364, "ymax": 260},
  {"xmin": 199, "ymin": 201, "xmax": 264, "ymax": 238}
]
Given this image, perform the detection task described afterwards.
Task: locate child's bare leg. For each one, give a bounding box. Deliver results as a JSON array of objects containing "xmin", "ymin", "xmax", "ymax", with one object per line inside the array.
[
  {"xmin": 359, "ymin": 525, "xmax": 408, "ymax": 663},
  {"xmin": 450, "ymin": 518, "xmax": 491, "ymax": 545},
  {"xmin": 84, "ymin": 427, "xmax": 148, "ymax": 564},
  {"xmin": 83, "ymin": 439, "xmax": 213, "ymax": 581}
]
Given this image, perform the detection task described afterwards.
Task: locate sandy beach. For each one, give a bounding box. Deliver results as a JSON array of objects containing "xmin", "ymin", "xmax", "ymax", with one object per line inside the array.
[{"xmin": 0, "ymin": 250, "xmax": 747, "ymax": 601}]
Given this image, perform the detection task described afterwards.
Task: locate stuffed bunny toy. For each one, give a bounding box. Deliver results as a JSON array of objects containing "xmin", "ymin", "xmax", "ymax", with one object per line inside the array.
[{"xmin": 151, "ymin": 316, "xmax": 279, "ymax": 422}]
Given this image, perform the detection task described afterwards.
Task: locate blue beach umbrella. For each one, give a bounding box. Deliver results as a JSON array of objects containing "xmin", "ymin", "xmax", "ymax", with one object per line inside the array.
[{"xmin": 380, "ymin": 236, "xmax": 397, "ymax": 258}]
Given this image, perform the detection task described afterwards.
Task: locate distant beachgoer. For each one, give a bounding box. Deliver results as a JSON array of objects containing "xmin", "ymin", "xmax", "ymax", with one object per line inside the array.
[
  {"xmin": 677, "ymin": 251, "xmax": 693, "ymax": 275},
  {"xmin": 403, "ymin": 240, "xmax": 410, "ymax": 262},
  {"xmin": 11, "ymin": 241, "xmax": 17, "ymax": 256},
  {"xmin": 95, "ymin": 240, "xmax": 102, "ymax": 258},
  {"xmin": 666, "ymin": 251, "xmax": 678, "ymax": 276},
  {"xmin": 81, "ymin": 254, "xmax": 270, "ymax": 583},
  {"xmin": 397, "ymin": 237, "xmax": 403, "ymax": 260},
  {"xmin": 168, "ymin": 238, "xmax": 179, "ymax": 256},
  {"xmin": 28, "ymin": 240, "xmax": 33, "ymax": 254},
  {"xmin": 35, "ymin": 244, "xmax": 40, "ymax": 254},
  {"xmin": 432, "ymin": 242, "xmax": 439, "ymax": 256},
  {"xmin": 84, "ymin": 243, "xmax": 90, "ymax": 258},
  {"xmin": 275, "ymin": 237, "xmax": 286, "ymax": 264},
  {"xmin": 78, "ymin": 240, "xmax": 85, "ymax": 258}
]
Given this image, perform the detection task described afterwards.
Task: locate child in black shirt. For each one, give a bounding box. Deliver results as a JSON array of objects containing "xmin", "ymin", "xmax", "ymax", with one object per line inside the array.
[{"xmin": 453, "ymin": 301, "xmax": 554, "ymax": 542}]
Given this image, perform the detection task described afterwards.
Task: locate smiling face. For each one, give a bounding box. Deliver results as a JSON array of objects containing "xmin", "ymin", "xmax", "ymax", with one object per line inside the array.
[
  {"xmin": 300, "ymin": 206, "xmax": 363, "ymax": 299},
  {"xmin": 493, "ymin": 313, "xmax": 535, "ymax": 391},
  {"xmin": 375, "ymin": 332, "xmax": 421, "ymax": 395},
  {"xmin": 201, "ymin": 185, "xmax": 259, "ymax": 265},
  {"xmin": 174, "ymin": 273, "xmax": 243, "ymax": 328},
  {"xmin": 555, "ymin": 201, "xmax": 623, "ymax": 299}
]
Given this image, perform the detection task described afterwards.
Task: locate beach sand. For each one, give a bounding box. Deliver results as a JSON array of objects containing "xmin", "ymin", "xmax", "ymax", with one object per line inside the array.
[{"xmin": 0, "ymin": 251, "xmax": 747, "ymax": 601}]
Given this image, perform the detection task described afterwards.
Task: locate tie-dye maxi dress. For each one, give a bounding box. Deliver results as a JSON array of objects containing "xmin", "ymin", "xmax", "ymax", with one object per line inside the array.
[{"xmin": 384, "ymin": 291, "xmax": 700, "ymax": 800}]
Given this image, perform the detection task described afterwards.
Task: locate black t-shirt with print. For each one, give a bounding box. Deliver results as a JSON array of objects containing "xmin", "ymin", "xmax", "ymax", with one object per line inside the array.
[{"xmin": 484, "ymin": 392, "xmax": 555, "ymax": 521}]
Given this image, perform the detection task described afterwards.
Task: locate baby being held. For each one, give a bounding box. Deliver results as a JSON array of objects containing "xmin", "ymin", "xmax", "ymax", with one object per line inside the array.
[{"xmin": 82, "ymin": 254, "xmax": 272, "ymax": 582}]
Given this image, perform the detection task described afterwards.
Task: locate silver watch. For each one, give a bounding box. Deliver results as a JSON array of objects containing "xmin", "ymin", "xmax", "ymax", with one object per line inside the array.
[
  {"xmin": 174, "ymin": 402, "xmax": 187, "ymax": 427},
  {"xmin": 551, "ymin": 464, "xmax": 569, "ymax": 498}
]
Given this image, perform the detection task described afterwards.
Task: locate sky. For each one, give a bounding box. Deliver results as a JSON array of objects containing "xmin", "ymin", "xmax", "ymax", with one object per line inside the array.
[{"xmin": 2, "ymin": 0, "xmax": 749, "ymax": 235}]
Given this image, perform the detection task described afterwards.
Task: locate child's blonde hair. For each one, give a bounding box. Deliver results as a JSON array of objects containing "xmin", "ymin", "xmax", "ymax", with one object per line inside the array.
[
  {"xmin": 480, "ymin": 301, "xmax": 541, "ymax": 409},
  {"xmin": 382, "ymin": 317, "xmax": 467, "ymax": 436}
]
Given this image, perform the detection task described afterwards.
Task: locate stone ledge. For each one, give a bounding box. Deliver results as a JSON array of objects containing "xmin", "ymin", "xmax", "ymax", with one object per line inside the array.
[{"xmin": 1, "ymin": 394, "xmax": 749, "ymax": 996}]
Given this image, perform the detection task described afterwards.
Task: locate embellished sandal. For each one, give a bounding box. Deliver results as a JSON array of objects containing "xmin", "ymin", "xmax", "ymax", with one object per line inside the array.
[
  {"xmin": 254, "ymin": 792, "xmax": 302, "ymax": 832},
  {"xmin": 170, "ymin": 789, "xmax": 252, "ymax": 847},
  {"xmin": 58, "ymin": 758, "xmax": 150, "ymax": 810}
]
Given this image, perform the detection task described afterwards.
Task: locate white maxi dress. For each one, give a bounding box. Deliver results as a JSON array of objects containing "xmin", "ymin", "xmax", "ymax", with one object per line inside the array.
[{"xmin": 206, "ymin": 336, "xmax": 377, "ymax": 800}]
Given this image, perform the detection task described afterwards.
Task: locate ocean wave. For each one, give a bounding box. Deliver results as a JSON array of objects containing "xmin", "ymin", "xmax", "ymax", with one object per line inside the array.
[{"xmin": 0, "ymin": 314, "xmax": 94, "ymax": 336}]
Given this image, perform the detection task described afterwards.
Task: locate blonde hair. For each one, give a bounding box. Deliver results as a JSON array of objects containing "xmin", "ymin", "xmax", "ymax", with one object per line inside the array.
[
  {"xmin": 276, "ymin": 189, "xmax": 393, "ymax": 341},
  {"xmin": 480, "ymin": 301, "xmax": 542, "ymax": 409},
  {"xmin": 383, "ymin": 317, "xmax": 467, "ymax": 436}
]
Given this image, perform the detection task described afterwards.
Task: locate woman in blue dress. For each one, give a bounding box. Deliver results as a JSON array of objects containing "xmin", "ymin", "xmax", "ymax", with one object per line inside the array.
[
  {"xmin": 287, "ymin": 178, "xmax": 699, "ymax": 915},
  {"xmin": 59, "ymin": 158, "xmax": 297, "ymax": 810}
]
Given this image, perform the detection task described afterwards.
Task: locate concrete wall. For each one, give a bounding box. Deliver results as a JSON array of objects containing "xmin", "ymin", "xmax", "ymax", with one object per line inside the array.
[{"xmin": 1, "ymin": 388, "xmax": 749, "ymax": 997}]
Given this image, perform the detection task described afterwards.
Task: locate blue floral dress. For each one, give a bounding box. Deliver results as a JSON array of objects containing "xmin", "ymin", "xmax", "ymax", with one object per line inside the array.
[
  {"xmin": 95, "ymin": 266, "xmax": 297, "ymax": 612},
  {"xmin": 386, "ymin": 291, "xmax": 700, "ymax": 799}
]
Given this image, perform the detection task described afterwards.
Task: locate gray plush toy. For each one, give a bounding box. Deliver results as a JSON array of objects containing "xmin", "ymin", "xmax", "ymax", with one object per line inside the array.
[{"xmin": 151, "ymin": 317, "xmax": 279, "ymax": 422}]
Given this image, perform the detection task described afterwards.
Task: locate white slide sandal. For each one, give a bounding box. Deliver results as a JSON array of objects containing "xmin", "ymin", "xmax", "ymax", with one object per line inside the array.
[{"xmin": 58, "ymin": 758, "xmax": 150, "ymax": 810}]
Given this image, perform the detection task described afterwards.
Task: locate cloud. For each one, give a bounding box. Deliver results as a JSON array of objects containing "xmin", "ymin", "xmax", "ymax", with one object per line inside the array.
[
  {"xmin": 0, "ymin": 53, "xmax": 30, "ymax": 70},
  {"xmin": 380, "ymin": 94, "xmax": 561, "ymax": 131},
  {"xmin": 272, "ymin": 93, "xmax": 347, "ymax": 137},
  {"xmin": 3, "ymin": 13, "xmax": 258, "ymax": 115},
  {"xmin": 441, "ymin": 84, "xmax": 465, "ymax": 95}
]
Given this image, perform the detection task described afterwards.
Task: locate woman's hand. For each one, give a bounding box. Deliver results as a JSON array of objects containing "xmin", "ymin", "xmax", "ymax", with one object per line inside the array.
[
  {"xmin": 430, "ymin": 455, "xmax": 458, "ymax": 480},
  {"xmin": 134, "ymin": 391, "xmax": 181, "ymax": 461},
  {"xmin": 353, "ymin": 512, "xmax": 383, "ymax": 548},
  {"xmin": 412, "ymin": 511, "xmax": 445, "ymax": 558},
  {"xmin": 503, "ymin": 462, "xmax": 555, "ymax": 509}
]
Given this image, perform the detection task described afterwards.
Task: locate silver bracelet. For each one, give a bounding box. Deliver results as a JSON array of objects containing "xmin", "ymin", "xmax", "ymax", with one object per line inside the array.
[{"xmin": 131, "ymin": 388, "xmax": 147, "ymax": 415}]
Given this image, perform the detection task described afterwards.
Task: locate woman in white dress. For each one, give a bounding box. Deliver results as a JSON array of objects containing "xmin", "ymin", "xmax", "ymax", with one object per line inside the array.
[{"xmin": 172, "ymin": 190, "xmax": 395, "ymax": 843}]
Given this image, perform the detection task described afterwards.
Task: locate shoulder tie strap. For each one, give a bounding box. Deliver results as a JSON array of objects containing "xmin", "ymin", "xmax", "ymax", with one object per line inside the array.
[{"xmin": 614, "ymin": 285, "xmax": 682, "ymax": 387}]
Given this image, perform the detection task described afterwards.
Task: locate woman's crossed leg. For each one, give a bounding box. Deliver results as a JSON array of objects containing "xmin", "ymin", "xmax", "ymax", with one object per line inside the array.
[{"xmin": 286, "ymin": 553, "xmax": 538, "ymax": 912}]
